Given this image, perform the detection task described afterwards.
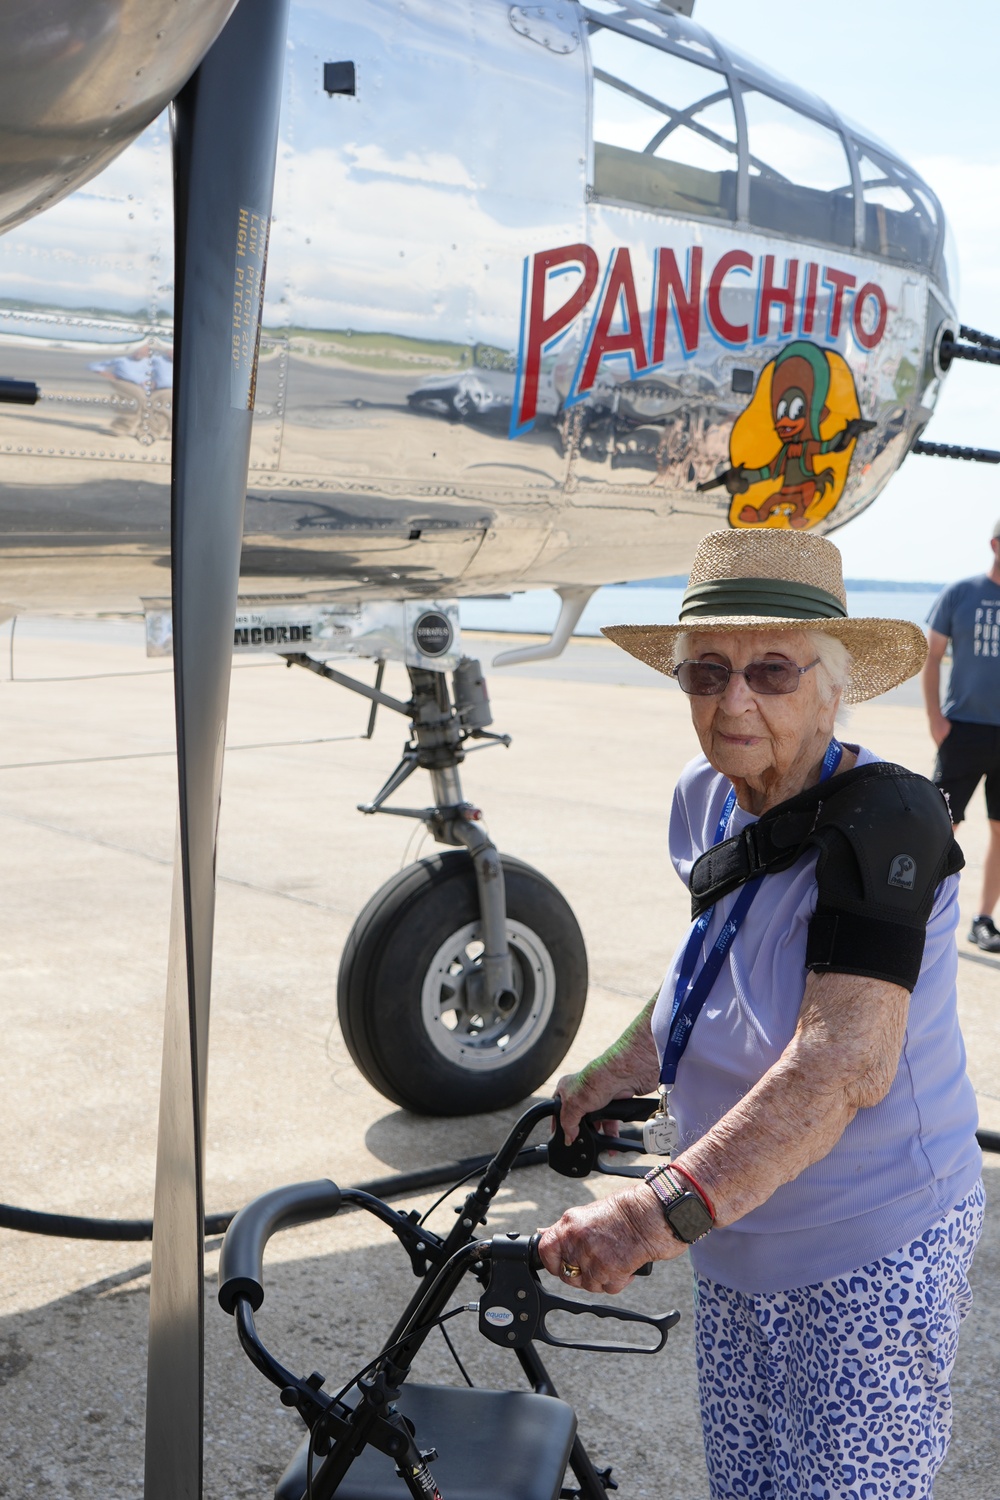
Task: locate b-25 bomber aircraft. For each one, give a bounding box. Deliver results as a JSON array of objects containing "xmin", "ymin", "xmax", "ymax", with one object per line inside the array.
[{"xmin": 0, "ymin": 0, "xmax": 975, "ymax": 1119}]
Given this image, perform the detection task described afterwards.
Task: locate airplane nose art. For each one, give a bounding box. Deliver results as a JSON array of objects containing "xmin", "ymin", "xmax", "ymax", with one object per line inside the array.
[{"xmin": 0, "ymin": 0, "xmax": 239, "ymax": 235}]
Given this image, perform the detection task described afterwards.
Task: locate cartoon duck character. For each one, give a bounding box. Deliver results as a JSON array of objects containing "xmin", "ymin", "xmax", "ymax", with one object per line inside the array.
[{"xmin": 699, "ymin": 340, "xmax": 874, "ymax": 529}]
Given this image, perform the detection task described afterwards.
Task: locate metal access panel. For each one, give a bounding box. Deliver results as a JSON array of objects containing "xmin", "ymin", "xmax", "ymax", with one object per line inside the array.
[{"xmin": 143, "ymin": 596, "xmax": 463, "ymax": 670}]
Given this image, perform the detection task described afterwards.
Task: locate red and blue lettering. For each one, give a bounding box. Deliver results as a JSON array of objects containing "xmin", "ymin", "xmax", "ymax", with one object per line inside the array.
[
  {"xmin": 570, "ymin": 247, "xmax": 648, "ymax": 402},
  {"xmin": 510, "ymin": 243, "xmax": 599, "ymax": 437},
  {"xmin": 822, "ymin": 266, "xmax": 856, "ymax": 340},
  {"xmin": 648, "ymin": 246, "xmax": 702, "ymax": 365},
  {"xmin": 852, "ymin": 282, "xmax": 888, "ymax": 350},
  {"xmin": 756, "ymin": 255, "xmax": 798, "ymax": 340},
  {"xmin": 705, "ymin": 249, "xmax": 753, "ymax": 346},
  {"xmin": 509, "ymin": 240, "xmax": 890, "ymax": 440}
]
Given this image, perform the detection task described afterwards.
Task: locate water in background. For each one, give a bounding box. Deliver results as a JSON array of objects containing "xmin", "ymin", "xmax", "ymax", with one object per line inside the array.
[{"xmin": 460, "ymin": 584, "xmax": 943, "ymax": 638}]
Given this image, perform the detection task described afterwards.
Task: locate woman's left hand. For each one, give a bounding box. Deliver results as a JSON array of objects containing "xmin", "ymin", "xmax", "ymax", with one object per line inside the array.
[{"xmin": 536, "ymin": 1185, "xmax": 687, "ymax": 1294}]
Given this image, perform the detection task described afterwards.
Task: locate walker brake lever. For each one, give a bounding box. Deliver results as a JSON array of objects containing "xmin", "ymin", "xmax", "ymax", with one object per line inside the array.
[{"xmin": 477, "ymin": 1234, "xmax": 679, "ymax": 1355}]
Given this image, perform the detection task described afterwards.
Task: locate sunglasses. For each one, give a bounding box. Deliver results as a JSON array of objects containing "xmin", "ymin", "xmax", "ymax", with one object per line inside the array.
[{"xmin": 672, "ymin": 658, "xmax": 820, "ymax": 696}]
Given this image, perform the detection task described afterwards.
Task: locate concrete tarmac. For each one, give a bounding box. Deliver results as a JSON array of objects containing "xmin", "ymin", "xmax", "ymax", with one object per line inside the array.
[{"xmin": 0, "ymin": 620, "xmax": 996, "ymax": 1498}]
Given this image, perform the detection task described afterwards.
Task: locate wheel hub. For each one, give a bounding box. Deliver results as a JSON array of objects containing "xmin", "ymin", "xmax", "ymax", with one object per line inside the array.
[{"xmin": 420, "ymin": 919, "xmax": 557, "ymax": 1072}]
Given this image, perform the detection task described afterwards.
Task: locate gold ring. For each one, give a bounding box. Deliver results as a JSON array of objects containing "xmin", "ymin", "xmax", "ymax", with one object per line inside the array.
[{"xmin": 562, "ymin": 1262, "xmax": 581, "ymax": 1278}]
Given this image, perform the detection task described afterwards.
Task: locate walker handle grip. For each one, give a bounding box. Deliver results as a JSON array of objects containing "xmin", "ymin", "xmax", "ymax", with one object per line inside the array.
[
  {"xmin": 548, "ymin": 1099, "xmax": 657, "ymax": 1178},
  {"xmin": 218, "ymin": 1180, "xmax": 342, "ymax": 1314}
]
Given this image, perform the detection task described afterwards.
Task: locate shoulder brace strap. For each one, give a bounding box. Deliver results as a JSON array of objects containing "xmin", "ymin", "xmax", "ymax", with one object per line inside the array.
[
  {"xmin": 689, "ymin": 764, "xmax": 963, "ymax": 991},
  {"xmin": 689, "ymin": 764, "xmax": 920, "ymax": 915}
]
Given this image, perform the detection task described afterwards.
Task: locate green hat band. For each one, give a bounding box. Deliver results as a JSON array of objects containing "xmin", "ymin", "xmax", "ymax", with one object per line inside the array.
[{"xmin": 680, "ymin": 577, "xmax": 847, "ymax": 621}]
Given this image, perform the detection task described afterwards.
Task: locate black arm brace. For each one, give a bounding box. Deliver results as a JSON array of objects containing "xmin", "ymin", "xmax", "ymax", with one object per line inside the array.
[{"xmin": 689, "ymin": 763, "xmax": 964, "ymax": 991}]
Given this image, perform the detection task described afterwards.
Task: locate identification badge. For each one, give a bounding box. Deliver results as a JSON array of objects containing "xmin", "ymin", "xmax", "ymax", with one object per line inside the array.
[{"xmin": 642, "ymin": 1089, "xmax": 679, "ymax": 1157}]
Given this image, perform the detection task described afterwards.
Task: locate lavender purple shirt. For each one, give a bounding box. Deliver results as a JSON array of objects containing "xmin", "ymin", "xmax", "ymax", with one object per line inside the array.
[{"xmin": 651, "ymin": 747, "xmax": 982, "ymax": 1294}]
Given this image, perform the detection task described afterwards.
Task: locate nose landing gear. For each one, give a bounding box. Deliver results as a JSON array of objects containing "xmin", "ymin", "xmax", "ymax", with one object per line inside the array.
[
  {"xmin": 288, "ymin": 651, "xmax": 588, "ymax": 1115},
  {"xmin": 339, "ymin": 850, "xmax": 586, "ymax": 1116}
]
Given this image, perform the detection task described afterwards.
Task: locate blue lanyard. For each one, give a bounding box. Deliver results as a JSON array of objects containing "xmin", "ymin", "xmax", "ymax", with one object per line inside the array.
[{"xmin": 661, "ymin": 738, "xmax": 843, "ymax": 1088}]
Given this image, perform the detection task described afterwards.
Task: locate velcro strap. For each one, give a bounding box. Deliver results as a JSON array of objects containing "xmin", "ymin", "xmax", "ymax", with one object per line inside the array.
[
  {"xmin": 689, "ymin": 831, "xmax": 755, "ymax": 912},
  {"xmin": 690, "ymin": 814, "xmax": 815, "ymax": 916},
  {"xmin": 688, "ymin": 763, "xmax": 933, "ymax": 918},
  {"xmin": 806, "ymin": 909, "xmax": 926, "ymax": 991}
]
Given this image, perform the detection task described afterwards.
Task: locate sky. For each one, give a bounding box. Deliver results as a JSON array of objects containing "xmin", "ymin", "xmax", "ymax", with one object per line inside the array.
[{"xmin": 700, "ymin": 0, "xmax": 1000, "ymax": 581}]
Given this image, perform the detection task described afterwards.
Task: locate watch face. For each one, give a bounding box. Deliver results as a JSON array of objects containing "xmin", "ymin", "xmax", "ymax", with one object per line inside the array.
[{"xmin": 667, "ymin": 1192, "xmax": 713, "ymax": 1244}]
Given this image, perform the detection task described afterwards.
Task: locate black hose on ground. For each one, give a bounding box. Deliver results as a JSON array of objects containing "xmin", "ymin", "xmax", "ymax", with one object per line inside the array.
[
  {"xmin": 0, "ymin": 1143, "xmax": 550, "ymax": 1242},
  {"xmin": 1, "ymin": 1134, "xmax": 997, "ymax": 1242}
]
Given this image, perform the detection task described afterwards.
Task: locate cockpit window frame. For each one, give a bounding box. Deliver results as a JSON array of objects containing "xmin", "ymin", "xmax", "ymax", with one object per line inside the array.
[
  {"xmin": 579, "ymin": 2, "xmax": 948, "ymax": 287},
  {"xmin": 735, "ymin": 79, "xmax": 858, "ymax": 251}
]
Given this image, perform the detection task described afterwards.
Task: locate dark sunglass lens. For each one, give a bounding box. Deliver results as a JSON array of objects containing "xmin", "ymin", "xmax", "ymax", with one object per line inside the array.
[
  {"xmin": 744, "ymin": 661, "xmax": 800, "ymax": 694},
  {"xmin": 676, "ymin": 661, "xmax": 729, "ymax": 695}
]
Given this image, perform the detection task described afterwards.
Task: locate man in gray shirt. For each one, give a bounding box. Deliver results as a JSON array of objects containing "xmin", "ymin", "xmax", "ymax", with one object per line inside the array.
[{"xmin": 923, "ymin": 520, "xmax": 1000, "ymax": 950}]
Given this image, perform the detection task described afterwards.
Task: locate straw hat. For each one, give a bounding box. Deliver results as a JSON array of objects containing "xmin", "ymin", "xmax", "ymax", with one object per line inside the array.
[{"xmin": 601, "ymin": 529, "xmax": 927, "ymax": 704}]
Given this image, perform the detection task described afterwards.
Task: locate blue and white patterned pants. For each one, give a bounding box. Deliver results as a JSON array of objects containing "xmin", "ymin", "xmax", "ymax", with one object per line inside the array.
[{"xmin": 694, "ymin": 1183, "xmax": 985, "ymax": 1500}]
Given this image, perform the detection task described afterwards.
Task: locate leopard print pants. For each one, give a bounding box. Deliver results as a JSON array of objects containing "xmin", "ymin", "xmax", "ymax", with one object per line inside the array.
[{"xmin": 694, "ymin": 1183, "xmax": 985, "ymax": 1500}]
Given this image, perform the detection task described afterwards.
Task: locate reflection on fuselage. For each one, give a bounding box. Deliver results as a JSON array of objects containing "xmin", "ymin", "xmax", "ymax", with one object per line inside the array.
[{"xmin": 0, "ymin": 0, "xmax": 955, "ymax": 615}]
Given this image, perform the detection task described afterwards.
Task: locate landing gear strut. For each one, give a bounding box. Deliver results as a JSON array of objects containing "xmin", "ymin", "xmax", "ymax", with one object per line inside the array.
[{"xmin": 286, "ymin": 652, "xmax": 588, "ymax": 1115}]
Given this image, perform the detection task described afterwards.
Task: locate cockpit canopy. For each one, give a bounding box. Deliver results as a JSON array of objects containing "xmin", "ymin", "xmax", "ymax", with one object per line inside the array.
[{"xmin": 584, "ymin": 1, "xmax": 949, "ymax": 294}]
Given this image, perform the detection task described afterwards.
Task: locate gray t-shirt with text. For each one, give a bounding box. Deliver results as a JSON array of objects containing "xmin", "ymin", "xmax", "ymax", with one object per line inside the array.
[{"xmin": 927, "ymin": 573, "xmax": 1000, "ymax": 724}]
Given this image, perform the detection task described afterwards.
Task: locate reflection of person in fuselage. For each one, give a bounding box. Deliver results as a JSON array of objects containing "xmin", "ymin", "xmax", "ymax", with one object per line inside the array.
[{"xmin": 727, "ymin": 341, "xmax": 868, "ymax": 528}]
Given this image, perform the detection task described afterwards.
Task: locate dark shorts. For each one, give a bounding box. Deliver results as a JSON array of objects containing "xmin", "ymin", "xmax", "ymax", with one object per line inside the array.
[{"xmin": 934, "ymin": 719, "xmax": 1000, "ymax": 823}]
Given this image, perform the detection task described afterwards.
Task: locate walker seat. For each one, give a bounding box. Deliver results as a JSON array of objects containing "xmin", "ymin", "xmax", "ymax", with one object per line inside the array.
[{"xmin": 275, "ymin": 1383, "xmax": 577, "ymax": 1500}]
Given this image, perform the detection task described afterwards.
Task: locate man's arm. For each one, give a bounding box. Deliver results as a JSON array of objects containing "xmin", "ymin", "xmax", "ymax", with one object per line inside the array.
[{"xmin": 922, "ymin": 627, "xmax": 951, "ymax": 748}]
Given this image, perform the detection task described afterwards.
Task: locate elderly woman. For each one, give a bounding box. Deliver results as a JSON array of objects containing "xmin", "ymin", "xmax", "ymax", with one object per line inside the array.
[{"xmin": 538, "ymin": 530, "xmax": 982, "ymax": 1500}]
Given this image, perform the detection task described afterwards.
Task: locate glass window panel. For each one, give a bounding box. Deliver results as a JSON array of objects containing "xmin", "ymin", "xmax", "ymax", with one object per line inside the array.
[
  {"xmin": 648, "ymin": 14, "xmax": 719, "ymax": 64},
  {"xmin": 590, "ymin": 26, "xmax": 736, "ymax": 220},
  {"xmin": 858, "ymin": 150, "xmax": 937, "ymax": 269},
  {"xmin": 913, "ymin": 188, "xmax": 938, "ymax": 227},
  {"xmin": 863, "ymin": 181, "xmax": 913, "ymax": 213},
  {"xmin": 583, "ymin": 3, "xmax": 721, "ymax": 63},
  {"xmin": 742, "ymin": 89, "xmax": 854, "ymax": 247}
]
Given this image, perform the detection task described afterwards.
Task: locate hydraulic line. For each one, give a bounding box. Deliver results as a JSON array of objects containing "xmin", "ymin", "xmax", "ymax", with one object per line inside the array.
[
  {"xmin": 0, "ymin": 1143, "xmax": 549, "ymax": 1242},
  {"xmin": 1, "ymin": 1132, "xmax": 998, "ymax": 1241}
]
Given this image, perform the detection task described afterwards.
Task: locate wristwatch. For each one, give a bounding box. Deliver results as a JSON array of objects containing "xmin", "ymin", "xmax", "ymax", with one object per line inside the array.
[{"xmin": 644, "ymin": 1165, "xmax": 714, "ymax": 1244}]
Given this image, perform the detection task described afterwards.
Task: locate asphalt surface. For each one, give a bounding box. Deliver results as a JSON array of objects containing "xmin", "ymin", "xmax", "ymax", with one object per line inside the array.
[{"xmin": 0, "ymin": 619, "xmax": 995, "ymax": 1499}]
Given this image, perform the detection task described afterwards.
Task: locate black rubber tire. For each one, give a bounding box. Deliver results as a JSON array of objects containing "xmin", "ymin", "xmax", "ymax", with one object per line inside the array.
[{"xmin": 337, "ymin": 851, "xmax": 588, "ymax": 1115}]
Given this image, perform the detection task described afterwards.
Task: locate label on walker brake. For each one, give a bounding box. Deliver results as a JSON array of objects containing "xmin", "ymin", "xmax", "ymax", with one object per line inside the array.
[{"xmin": 483, "ymin": 1306, "xmax": 514, "ymax": 1327}]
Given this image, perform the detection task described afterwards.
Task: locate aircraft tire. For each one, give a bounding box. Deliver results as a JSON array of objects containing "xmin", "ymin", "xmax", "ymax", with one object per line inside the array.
[{"xmin": 337, "ymin": 850, "xmax": 587, "ymax": 1116}]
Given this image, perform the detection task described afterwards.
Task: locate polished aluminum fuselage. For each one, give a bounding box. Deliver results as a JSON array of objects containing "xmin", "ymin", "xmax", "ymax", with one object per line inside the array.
[
  {"xmin": 0, "ymin": 0, "xmax": 238, "ymax": 235},
  {"xmin": 0, "ymin": 0, "xmax": 955, "ymax": 615}
]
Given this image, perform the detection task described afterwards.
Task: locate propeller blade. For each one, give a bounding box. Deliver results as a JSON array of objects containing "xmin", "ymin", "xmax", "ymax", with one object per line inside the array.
[{"xmin": 144, "ymin": 1, "xmax": 289, "ymax": 1496}]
